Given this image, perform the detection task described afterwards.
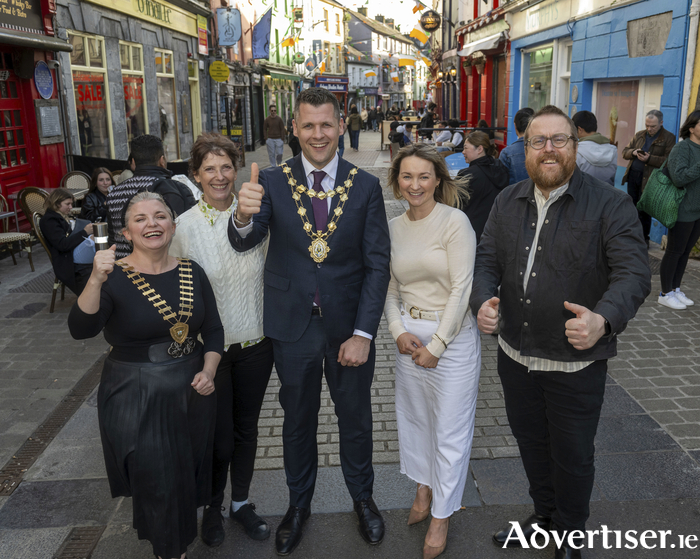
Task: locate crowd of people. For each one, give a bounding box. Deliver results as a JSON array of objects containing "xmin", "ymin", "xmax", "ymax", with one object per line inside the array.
[{"xmin": 47, "ymin": 85, "xmax": 700, "ymax": 559}]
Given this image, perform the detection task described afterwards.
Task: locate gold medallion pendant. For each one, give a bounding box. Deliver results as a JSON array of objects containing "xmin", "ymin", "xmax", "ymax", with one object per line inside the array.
[
  {"xmin": 169, "ymin": 322, "xmax": 189, "ymax": 345},
  {"xmin": 309, "ymin": 237, "xmax": 330, "ymax": 262}
]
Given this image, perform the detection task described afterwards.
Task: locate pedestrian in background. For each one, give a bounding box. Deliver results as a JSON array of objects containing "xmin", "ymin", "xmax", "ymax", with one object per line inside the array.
[
  {"xmin": 368, "ymin": 107, "xmax": 377, "ymax": 132},
  {"xmin": 622, "ymin": 109, "xmax": 676, "ymax": 246},
  {"xmin": 458, "ymin": 131, "xmax": 510, "ymax": 243},
  {"xmin": 658, "ymin": 110, "xmax": 700, "ymax": 310},
  {"xmin": 81, "ymin": 167, "xmax": 113, "ymax": 223},
  {"xmin": 473, "ymin": 105, "xmax": 650, "ymax": 559},
  {"xmin": 375, "ymin": 107, "xmax": 385, "ymax": 133},
  {"xmin": 361, "ymin": 107, "xmax": 369, "ymax": 131},
  {"xmin": 170, "ymin": 133, "xmax": 274, "ymax": 547},
  {"xmin": 572, "ymin": 111, "xmax": 618, "ymax": 186},
  {"xmin": 347, "ymin": 106, "xmax": 363, "ymax": 151},
  {"xmin": 385, "ymin": 144, "xmax": 479, "ymax": 559},
  {"xmin": 499, "ymin": 107, "xmax": 534, "ymax": 185},
  {"xmin": 263, "ymin": 104, "xmax": 286, "ymax": 167}
]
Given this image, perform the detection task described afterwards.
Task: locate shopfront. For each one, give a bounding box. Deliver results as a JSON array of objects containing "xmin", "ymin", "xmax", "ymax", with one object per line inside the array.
[
  {"xmin": 0, "ymin": 0, "xmax": 72, "ymax": 226},
  {"xmin": 56, "ymin": 0, "xmax": 211, "ymax": 161},
  {"xmin": 457, "ymin": 13, "xmax": 510, "ymax": 147},
  {"xmin": 315, "ymin": 76, "xmax": 348, "ymax": 114}
]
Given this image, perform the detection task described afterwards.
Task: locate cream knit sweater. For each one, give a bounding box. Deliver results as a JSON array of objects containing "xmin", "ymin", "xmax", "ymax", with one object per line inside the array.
[{"xmin": 169, "ymin": 200, "xmax": 268, "ymax": 346}]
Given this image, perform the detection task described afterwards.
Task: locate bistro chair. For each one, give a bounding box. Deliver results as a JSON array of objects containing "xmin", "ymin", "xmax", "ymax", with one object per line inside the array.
[
  {"xmin": 0, "ymin": 194, "xmax": 34, "ymax": 272},
  {"xmin": 59, "ymin": 170, "xmax": 90, "ymax": 194},
  {"xmin": 18, "ymin": 187, "xmax": 49, "ymax": 236},
  {"xmin": 32, "ymin": 212, "xmax": 64, "ymax": 313}
]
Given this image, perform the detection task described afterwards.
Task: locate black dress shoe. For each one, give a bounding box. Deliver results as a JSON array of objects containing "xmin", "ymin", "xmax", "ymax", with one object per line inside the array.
[
  {"xmin": 230, "ymin": 502, "xmax": 270, "ymax": 541},
  {"xmin": 275, "ymin": 506, "xmax": 310, "ymax": 556},
  {"xmin": 492, "ymin": 513, "xmax": 551, "ymax": 547},
  {"xmin": 354, "ymin": 497, "xmax": 385, "ymax": 545},
  {"xmin": 554, "ymin": 542, "xmax": 583, "ymax": 559},
  {"xmin": 201, "ymin": 505, "xmax": 225, "ymax": 547}
]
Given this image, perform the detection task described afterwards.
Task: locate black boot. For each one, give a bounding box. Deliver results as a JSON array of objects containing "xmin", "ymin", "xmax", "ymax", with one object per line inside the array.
[
  {"xmin": 201, "ymin": 505, "xmax": 225, "ymax": 547},
  {"xmin": 492, "ymin": 513, "xmax": 551, "ymax": 547},
  {"xmin": 230, "ymin": 502, "xmax": 270, "ymax": 541}
]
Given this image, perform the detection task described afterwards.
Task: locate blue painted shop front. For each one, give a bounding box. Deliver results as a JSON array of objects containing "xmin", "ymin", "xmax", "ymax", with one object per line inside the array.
[{"xmin": 505, "ymin": 0, "xmax": 692, "ymax": 243}]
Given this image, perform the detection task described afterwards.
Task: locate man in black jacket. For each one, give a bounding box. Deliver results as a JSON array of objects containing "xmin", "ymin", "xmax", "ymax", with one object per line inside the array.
[
  {"xmin": 471, "ymin": 106, "xmax": 651, "ymax": 559},
  {"xmin": 106, "ymin": 134, "xmax": 195, "ymax": 257}
]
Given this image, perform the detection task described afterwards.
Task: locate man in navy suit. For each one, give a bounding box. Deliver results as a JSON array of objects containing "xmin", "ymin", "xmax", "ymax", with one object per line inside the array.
[{"xmin": 229, "ymin": 87, "xmax": 391, "ymax": 555}]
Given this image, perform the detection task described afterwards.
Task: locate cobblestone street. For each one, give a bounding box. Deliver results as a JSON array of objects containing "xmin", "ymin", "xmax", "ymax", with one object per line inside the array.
[{"xmin": 2, "ymin": 136, "xmax": 700, "ymax": 558}]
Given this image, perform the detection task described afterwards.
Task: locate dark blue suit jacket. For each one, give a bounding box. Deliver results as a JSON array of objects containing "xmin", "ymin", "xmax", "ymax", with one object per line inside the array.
[{"xmin": 228, "ymin": 154, "xmax": 391, "ymax": 346}]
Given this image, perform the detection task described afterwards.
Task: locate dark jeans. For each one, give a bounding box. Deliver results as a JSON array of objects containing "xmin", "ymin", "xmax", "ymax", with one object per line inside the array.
[
  {"xmin": 73, "ymin": 263, "xmax": 93, "ymax": 295},
  {"xmin": 349, "ymin": 130, "xmax": 360, "ymax": 150},
  {"xmin": 498, "ymin": 348, "xmax": 607, "ymax": 532},
  {"xmin": 210, "ymin": 337, "xmax": 274, "ymax": 507},
  {"xmin": 273, "ymin": 315, "xmax": 375, "ymax": 508},
  {"xmin": 660, "ymin": 219, "xmax": 700, "ymax": 293},
  {"xmin": 626, "ymin": 169, "xmax": 652, "ymax": 242}
]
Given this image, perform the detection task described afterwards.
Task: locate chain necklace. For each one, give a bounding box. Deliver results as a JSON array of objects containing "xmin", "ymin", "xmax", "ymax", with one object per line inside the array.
[
  {"xmin": 117, "ymin": 258, "xmax": 196, "ymax": 358},
  {"xmin": 281, "ymin": 163, "xmax": 358, "ymax": 263}
]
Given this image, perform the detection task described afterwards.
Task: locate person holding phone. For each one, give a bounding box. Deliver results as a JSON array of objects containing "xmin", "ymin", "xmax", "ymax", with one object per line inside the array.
[{"xmin": 622, "ymin": 110, "xmax": 676, "ymax": 246}]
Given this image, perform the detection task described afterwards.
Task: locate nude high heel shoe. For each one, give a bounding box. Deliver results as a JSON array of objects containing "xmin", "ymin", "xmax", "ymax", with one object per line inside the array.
[
  {"xmin": 423, "ymin": 517, "xmax": 449, "ymax": 559},
  {"xmin": 407, "ymin": 484, "xmax": 432, "ymax": 525}
]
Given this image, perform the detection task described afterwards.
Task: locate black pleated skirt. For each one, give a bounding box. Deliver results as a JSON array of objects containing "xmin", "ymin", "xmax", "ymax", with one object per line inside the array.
[{"xmin": 97, "ymin": 345, "xmax": 216, "ymax": 558}]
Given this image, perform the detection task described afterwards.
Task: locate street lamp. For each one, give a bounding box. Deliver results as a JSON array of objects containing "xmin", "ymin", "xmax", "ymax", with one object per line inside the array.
[
  {"xmin": 437, "ymin": 69, "xmax": 444, "ymax": 80},
  {"xmin": 449, "ymin": 66, "xmax": 457, "ymax": 80}
]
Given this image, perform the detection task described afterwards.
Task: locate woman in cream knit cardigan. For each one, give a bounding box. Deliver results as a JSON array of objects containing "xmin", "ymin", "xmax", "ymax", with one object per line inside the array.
[
  {"xmin": 170, "ymin": 133, "xmax": 273, "ymax": 547},
  {"xmin": 384, "ymin": 144, "xmax": 480, "ymax": 559}
]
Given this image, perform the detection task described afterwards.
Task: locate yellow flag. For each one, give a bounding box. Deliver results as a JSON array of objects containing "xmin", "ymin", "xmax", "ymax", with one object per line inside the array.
[{"xmin": 409, "ymin": 26, "xmax": 429, "ymax": 44}]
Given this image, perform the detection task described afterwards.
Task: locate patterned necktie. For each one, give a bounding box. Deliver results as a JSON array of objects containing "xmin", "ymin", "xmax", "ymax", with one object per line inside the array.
[
  {"xmin": 311, "ymin": 170, "xmax": 327, "ymax": 307},
  {"xmin": 311, "ymin": 170, "xmax": 327, "ymax": 232}
]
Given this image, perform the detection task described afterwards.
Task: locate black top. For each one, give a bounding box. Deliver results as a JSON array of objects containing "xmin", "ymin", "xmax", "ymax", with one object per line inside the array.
[
  {"xmin": 80, "ymin": 190, "xmax": 108, "ymax": 222},
  {"xmin": 68, "ymin": 259, "xmax": 224, "ymax": 354},
  {"xmin": 458, "ymin": 155, "xmax": 510, "ymax": 243},
  {"xmin": 39, "ymin": 209, "xmax": 90, "ymax": 292}
]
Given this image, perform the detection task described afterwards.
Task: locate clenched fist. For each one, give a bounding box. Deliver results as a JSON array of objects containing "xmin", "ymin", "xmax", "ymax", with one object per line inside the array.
[{"xmin": 236, "ymin": 162, "xmax": 264, "ymax": 223}]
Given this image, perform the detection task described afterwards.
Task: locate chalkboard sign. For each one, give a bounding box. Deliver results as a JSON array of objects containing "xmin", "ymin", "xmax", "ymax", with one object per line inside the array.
[{"xmin": 1, "ymin": 0, "xmax": 44, "ymax": 33}]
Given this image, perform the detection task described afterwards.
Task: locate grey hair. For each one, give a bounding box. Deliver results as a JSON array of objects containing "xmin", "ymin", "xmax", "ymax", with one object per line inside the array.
[
  {"xmin": 122, "ymin": 191, "xmax": 174, "ymax": 230},
  {"xmin": 646, "ymin": 109, "xmax": 664, "ymax": 122}
]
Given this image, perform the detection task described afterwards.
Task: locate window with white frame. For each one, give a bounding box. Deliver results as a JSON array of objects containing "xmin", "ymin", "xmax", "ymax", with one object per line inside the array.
[
  {"xmin": 155, "ymin": 48, "xmax": 180, "ymax": 160},
  {"xmin": 119, "ymin": 41, "xmax": 148, "ymax": 143},
  {"xmin": 68, "ymin": 31, "xmax": 114, "ymax": 158}
]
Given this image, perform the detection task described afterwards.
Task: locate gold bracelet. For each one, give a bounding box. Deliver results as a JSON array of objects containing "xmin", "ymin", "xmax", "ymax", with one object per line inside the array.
[{"xmin": 433, "ymin": 334, "xmax": 447, "ymax": 349}]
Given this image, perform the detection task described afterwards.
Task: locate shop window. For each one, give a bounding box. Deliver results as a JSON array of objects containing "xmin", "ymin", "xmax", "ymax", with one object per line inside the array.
[
  {"xmin": 556, "ymin": 41, "xmax": 572, "ymax": 114},
  {"xmin": 521, "ymin": 45, "xmax": 553, "ymax": 113},
  {"xmin": 68, "ymin": 31, "xmax": 114, "ymax": 158},
  {"xmin": 188, "ymin": 60, "xmax": 202, "ymax": 146},
  {"xmin": 155, "ymin": 48, "xmax": 180, "ymax": 160},
  {"xmin": 120, "ymin": 42, "xmax": 149, "ymax": 143}
]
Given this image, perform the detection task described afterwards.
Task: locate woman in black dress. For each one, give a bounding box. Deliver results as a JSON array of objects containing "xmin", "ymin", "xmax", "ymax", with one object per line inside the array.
[
  {"xmin": 80, "ymin": 167, "xmax": 114, "ymax": 222},
  {"xmin": 40, "ymin": 188, "xmax": 94, "ymax": 295},
  {"xmin": 68, "ymin": 191, "xmax": 224, "ymax": 559}
]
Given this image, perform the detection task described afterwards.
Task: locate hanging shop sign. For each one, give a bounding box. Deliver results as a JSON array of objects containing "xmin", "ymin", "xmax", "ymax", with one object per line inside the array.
[
  {"xmin": 293, "ymin": 52, "xmax": 306, "ymax": 64},
  {"xmin": 304, "ymin": 57, "xmax": 316, "ymax": 72},
  {"xmin": 209, "ymin": 60, "xmax": 230, "ymax": 82},
  {"xmin": 2, "ymin": 0, "xmax": 43, "ymax": 33},
  {"xmin": 293, "ymin": 7, "xmax": 303, "ymax": 23},
  {"xmin": 217, "ymin": 8, "xmax": 242, "ymax": 46},
  {"xmin": 34, "ymin": 61, "xmax": 54, "ymax": 100},
  {"xmin": 420, "ymin": 10, "xmax": 442, "ymax": 32}
]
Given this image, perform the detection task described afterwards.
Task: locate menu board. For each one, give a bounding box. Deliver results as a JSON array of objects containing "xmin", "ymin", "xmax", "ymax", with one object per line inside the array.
[{"xmin": 0, "ymin": 0, "xmax": 44, "ymax": 32}]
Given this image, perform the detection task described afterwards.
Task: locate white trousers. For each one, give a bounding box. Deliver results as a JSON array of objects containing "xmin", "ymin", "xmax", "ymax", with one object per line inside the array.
[
  {"xmin": 395, "ymin": 312, "xmax": 481, "ymax": 518},
  {"xmin": 266, "ymin": 138, "xmax": 284, "ymax": 166}
]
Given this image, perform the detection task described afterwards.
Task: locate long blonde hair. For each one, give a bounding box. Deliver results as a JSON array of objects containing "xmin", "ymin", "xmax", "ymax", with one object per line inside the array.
[{"xmin": 387, "ymin": 144, "xmax": 469, "ymax": 208}]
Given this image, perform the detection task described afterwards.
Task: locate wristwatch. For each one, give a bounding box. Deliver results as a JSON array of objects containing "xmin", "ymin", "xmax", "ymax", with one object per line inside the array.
[{"xmin": 604, "ymin": 319, "xmax": 612, "ymax": 336}]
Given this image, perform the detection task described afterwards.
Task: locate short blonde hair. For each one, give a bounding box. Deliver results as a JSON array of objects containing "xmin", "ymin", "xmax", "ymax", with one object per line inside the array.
[
  {"xmin": 387, "ymin": 144, "xmax": 469, "ymax": 208},
  {"xmin": 122, "ymin": 191, "xmax": 174, "ymax": 230}
]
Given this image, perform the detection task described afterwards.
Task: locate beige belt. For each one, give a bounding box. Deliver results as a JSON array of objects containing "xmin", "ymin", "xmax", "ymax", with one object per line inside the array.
[{"xmin": 405, "ymin": 305, "xmax": 440, "ymax": 321}]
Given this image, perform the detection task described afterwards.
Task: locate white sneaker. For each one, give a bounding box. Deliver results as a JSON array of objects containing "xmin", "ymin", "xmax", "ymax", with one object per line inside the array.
[
  {"xmin": 658, "ymin": 292, "xmax": 687, "ymax": 310},
  {"xmin": 675, "ymin": 289, "xmax": 695, "ymax": 306}
]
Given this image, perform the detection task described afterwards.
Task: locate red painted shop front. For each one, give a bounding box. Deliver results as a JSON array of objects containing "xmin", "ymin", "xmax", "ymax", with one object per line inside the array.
[{"xmin": 0, "ymin": 0, "xmax": 71, "ymax": 231}]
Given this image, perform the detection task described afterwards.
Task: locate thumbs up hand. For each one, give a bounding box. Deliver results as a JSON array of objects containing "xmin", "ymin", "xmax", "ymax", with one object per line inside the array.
[
  {"xmin": 236, "ymin": 162, "xmax": 264, "ymax": 224},
  {"xmin": 91, "ymin": 244, "xmax": 116, "ymax": 284},
  {"xmin": 564, "ymin": 301, "xmax": 606, "ymax": 350},
  {"xmin": 477, "ymin": 297, "xmax": 500, "ymax": 334}
]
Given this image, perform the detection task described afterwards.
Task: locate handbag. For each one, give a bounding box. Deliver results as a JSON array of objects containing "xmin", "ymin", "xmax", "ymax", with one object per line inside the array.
[{"xmin": 635, "ymin": 160, "xmax": 686, "ymax": 228}]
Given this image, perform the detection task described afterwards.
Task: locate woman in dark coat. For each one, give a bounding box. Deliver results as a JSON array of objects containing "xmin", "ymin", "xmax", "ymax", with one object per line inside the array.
[
  {"xmin": 40, "ymin": 188, "xmax": 94, "ymax": 295},
  {"xmin": 80, "ymin": 167, "xmax": 114, "ymax": 223},
  {"xmin": 458, "ymin": 131, "xmax": 510, "ymax": 243}
]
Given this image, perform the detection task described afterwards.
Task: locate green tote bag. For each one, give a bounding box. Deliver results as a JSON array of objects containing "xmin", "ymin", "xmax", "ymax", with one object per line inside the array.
[{"xmin": 636, "ymin": 160, "xmax": 686, "ymax": 229}]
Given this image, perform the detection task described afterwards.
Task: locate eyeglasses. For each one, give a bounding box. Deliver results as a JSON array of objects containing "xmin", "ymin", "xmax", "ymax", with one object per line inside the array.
[{"xmin": 525, "ymin": 134, "xmax": 576, "ymax": 150}]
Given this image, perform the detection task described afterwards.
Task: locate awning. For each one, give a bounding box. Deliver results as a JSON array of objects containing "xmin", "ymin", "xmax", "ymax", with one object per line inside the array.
[
  {"xmin": 0, "ymin": 28, "xmax": 72, "ymax": 52},
  {"xmin": 269, "ymin": 71, "xmax": 301, "ymax": 82},
  {"xmin": 457, "ymin": 32, "xmax": 504, "ymax": 57}
]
